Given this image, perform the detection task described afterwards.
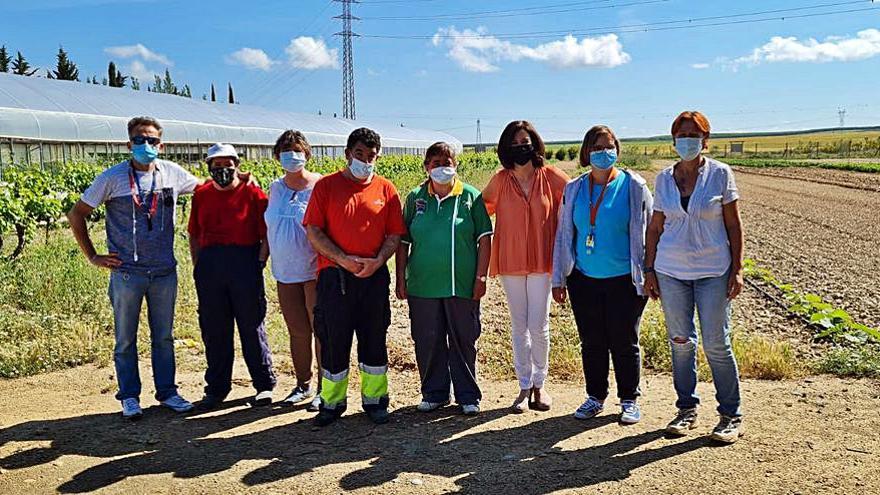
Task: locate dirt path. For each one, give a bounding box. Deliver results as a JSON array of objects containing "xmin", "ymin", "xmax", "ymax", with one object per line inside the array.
[{"xmin": 1, "ymin": 362, "xmax": 878, "ymax": 494}]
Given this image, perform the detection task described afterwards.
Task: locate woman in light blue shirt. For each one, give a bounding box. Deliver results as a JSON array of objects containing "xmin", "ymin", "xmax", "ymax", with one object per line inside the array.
[
  {"xmin": 644, "ymin": 111, "xmax": 745, "ymax": 444},
  {"xmin": 264, "ymin": 130, "xmax": 323, "ymax": 411},
  {"xmin": 552, "ymin": 125, "xmax": 653, "ymax": 425}
]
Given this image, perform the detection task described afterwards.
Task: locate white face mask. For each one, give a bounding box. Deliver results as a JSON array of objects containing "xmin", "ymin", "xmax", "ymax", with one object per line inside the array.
[
  {"xmin": 675, "ymin": 137, "xmax": 703, "ymax": 161},
  {"xmin": 429, "ymin": 166, "xmax": 456, "ymax": 185},
  {"xmin": 349, "ymin": 157, "xmax": 375, "ymax": 180},
  {"xmin": 280, "ymin": 151, "xmax": 307, "ymax": 172}
]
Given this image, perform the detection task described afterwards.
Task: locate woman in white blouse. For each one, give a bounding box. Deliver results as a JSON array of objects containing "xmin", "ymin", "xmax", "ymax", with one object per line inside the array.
[
  {"xmin": 644, "ymin": 111, "xmax": 745, "ymax": 444},
  {"xmin": 265, "ymin": 130, "xmax": 323, "ymax": 411}
]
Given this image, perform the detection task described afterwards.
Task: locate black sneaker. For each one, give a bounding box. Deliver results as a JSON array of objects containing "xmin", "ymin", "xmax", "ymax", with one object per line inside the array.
[
  {"xmin": 366, "ymin": 408, "xmax": 390, "ymax": 425},
  {"xmin": 197, "ymin": 394, "xmax": 225, "ymax": 412},
  {"xmin": 710, "ymin": 415, "xmax": 744, "ymax": 444},
  {"xmin": 314, "ymin": 408, "xmax": 341, "ymax": 427},
  {"xmin": 665, "ymin": 408, "xmax": 698, "ymax": 436}
]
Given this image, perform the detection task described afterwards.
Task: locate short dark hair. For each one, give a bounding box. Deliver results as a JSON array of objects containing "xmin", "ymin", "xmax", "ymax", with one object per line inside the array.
[
  {"xmin": 579, "ymin": 125, "xmax": 621, "ymax": 167},
  {"xmin": 273, "ymin": 130, "xmax": 312, "ymax": 160},
  {"xmin": 497, "ymin": 120, "xmax": 545, "ymax": 169},
  {"xmin": 127, "ymin": 116, "xmax": 163, "ymax": 137},
  {"xmin": 346, "ymin": 127, "xmax": 381, "ymax": 152},
  {"xmin": 424, "ymin": 142, "xmax": 456, "ymax": 165}
]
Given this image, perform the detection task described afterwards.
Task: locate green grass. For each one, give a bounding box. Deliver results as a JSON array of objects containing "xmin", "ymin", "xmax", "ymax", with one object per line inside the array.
[
  {"xmin": 815, "ymin": 347, "xmax": 880, "ymax": 379},
  {"xmin": 724, "ymin": 158, "xmax": 880, "ymax": 174}
]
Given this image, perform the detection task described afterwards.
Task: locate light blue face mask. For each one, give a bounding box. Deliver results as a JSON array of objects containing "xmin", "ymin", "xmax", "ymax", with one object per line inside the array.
[
  {"xmin": 349, "ymin": 157, "xmax": 375, "ymax": 180},
  {"xmin": 429, "ymin": 166, "xmax": 457, "ymax": 185},
  {"xmin": 589, "ymin": 149, "xmax": 618, "ymax": 170},
  {"xmin": 675, "ymin": 137, "xmax": 703, "ymax": 161},
  {"xmin": 131, "ymin": 143, "xmax": 159, "ymax": 165},
  {"xmin": 280, "ymin": 151, "xmax": 307, "ymax": 172}
]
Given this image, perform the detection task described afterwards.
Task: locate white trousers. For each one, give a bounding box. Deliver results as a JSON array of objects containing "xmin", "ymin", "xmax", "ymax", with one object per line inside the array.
[{"xmin": 500, "ymin": 274, "xmax": 552, "ymax": 390}]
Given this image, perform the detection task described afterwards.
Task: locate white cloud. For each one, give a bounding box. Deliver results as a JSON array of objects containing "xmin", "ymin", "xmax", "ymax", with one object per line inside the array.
[
  {"xmin": 226, "ymin": 47, "xmax": 275, "ymax": 71},
  {"xmin": 431, "ymin": 26, "xmax": 630, "ymax": 72},
  {"xmin": 126, "ymin": 60, "xmax": 156, "ymax": 82},
  {"xmin": 691, "ymin": 63, "xmax": 710, "ymax": 69},
  {"xmin": 731, "ymin": 28, "xmax": 880, "ymax": 68},
  {"xmin": 104, "ymin": 43, "xmax": 173, "ymax": 66},
  {"xmin": 285, "ymin": 37, "xmax": 339, "ymax": 70}
]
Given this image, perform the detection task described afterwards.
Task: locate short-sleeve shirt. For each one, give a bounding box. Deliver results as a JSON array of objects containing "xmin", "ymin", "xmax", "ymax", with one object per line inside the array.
[
  {"xmin": 403, "ymin": 179, "xmax": 493, "ymax": 299},
  {"xmin": 481, "ymin": 165, "xmax": 569, "ymax": 276},
  {"xmin": 573, "ymin": 171, "xmax": 631, "ymax": 279},
  {"xmin": 80, "ymin": 159, "xmax": 200, "ymax": 274},
  {"xmin": 264, "ymin": 178, "xmax": 318, "ymax": 284},
  {"xmin": 653, "ymin": 157, "xmax": 739, "ymax": 280},
  {"xmin": 187, "ymin": 181, "xmax": 268, "ymax": 249},
  {"xmin": 302, "ymin": 171, "xmax": 407, "ymax": 273}
]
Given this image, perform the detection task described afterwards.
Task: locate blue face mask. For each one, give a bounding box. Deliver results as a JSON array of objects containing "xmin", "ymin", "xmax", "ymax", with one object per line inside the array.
[
  {"xmin": 589, "ymin": 149, "xmax": 617, "ymax": 170},
  {"xmin": 675, "ymin": 137, "xmax": 703, "ymax": 161},
  {"xmin": 280, "ymin": 151, "xmax": 307, "ymax": 172},
  {"xmin": 429, "ymin": 166, "xmax": 456, "ymax": 185},
  {"xmin": 349, "ymin": 157, "xmax": 375, "ymax": 180},
  {"xmin": 132, "ymin": 143, "xmax": 159, "ymax": 165}
]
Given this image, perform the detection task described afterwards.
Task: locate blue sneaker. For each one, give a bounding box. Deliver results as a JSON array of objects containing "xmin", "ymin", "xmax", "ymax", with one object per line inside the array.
[
  {"xmin": 160, "ymin": 394, "xmax": 194, "ymax": 413},
  {"xmin": 620, "ymin": 400, "xmax": 641, "ymax": 424},
  {"xmin": 573, "ymin": 397, "xmax": 604, "ymax": 420}
]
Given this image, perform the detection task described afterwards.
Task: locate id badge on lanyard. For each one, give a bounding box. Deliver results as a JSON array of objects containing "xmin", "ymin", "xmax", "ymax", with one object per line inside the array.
[
  {"xmin": 585, "ymin": 169, "xmax": 618, "ymax": 255},
  {"xmin": 129, "ymin": 163, "xmax": 158, "ymax": 262}
]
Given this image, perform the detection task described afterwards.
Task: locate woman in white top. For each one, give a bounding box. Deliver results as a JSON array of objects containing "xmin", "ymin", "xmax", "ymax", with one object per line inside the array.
[
  {"xmin": 644, "ymin": 111, "xmax": 745, "ymax": 444},
  {"xmin": 265, "ymin": 130, "xmax": 323, "ymax": 410}
]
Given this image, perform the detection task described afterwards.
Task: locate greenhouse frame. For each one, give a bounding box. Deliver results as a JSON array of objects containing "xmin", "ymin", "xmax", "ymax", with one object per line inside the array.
[{"xmin": 0, "ymin": 72, "xmax": 462, "ymax": 168}]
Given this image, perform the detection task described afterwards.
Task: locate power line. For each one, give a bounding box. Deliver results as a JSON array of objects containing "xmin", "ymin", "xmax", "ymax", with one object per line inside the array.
[
  {"xmin": 361, "ymin": 1, "xmax": 879, "ymax": 40},
  {"xmin": 361, "ymin": 0, "xmax": 667, "ymax": 21}
]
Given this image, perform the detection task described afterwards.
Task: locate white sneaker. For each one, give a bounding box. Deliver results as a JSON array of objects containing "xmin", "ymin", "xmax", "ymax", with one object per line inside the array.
[
  {"xmin": 252, "ymin": 390, "xmax": 273, "ymax": 406},
  {"xmin": 417, "ymin": 400, "xmax": 449, "ymax": 412},
  {"xmin": 121, "ymin": 398, "xmax": 143, "ymax": 420},
  {"xmin": 307, "ymin": 395, "xmax": 321, "ymax": 412},
  {"xmin": 282, "ymin": 385, "xmax": 315, "ymax": 405},
  {"xmin": 160, "ymin": 394, "xmax": 194, "ymax": 413},
  {"xmin": 461, "ymin": 404, "xmax": 480, "ymax": 416}
]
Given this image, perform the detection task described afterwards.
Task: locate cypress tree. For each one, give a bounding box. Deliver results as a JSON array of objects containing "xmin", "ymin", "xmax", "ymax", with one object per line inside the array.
[{"xmin": 48, "ymin": 46, "xmax": 79, "ymax": 81}]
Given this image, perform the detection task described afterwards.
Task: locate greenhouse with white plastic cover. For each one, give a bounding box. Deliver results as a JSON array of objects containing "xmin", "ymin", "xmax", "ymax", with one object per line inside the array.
[{"xmin": 0, "ymin": 72, "xmax": 462, "ymax": 169}]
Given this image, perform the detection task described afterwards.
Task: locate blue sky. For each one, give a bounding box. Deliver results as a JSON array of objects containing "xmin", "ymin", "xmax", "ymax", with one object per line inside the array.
[{"xmin": 3, "ymin": 0, "xmax": 879, "ymax": 142}]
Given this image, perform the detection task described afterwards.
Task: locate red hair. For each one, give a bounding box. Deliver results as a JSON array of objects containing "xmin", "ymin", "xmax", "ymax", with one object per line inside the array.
[{"xmin": 671, "ymin": 111, "xmax": 711, "ymax": 138}]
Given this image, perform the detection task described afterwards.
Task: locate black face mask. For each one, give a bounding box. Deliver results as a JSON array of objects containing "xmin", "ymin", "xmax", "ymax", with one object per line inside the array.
[
  {"xmin": 511, "ymin": 144, "xmax": 534, "ymax": 166},
  {"xmin": 210, "ymin": 167, "xmax": 236, "ymax": 188}
]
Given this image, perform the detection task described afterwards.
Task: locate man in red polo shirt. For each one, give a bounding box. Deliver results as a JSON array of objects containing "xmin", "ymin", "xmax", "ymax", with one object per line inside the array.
[
  {"xmin": 303, "ymin": 128, "xmax": 406, "ymax": 426},
  {"xmin": 188, "ymin": 143, "xmax": 276, "ymax": 410}
]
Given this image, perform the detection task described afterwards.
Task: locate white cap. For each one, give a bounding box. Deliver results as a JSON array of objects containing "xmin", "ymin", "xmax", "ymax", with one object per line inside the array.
[{"xmin": 206, "ymin": 143, "xmax": 239, "ymax": 163}]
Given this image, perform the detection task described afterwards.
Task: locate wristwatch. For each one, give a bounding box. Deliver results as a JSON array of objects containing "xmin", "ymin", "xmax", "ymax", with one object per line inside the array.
[
  {"xmin": 477, "ymin": 275, "xmax": 488, "ymax": 282},
  {"xmin": 644, "ymin": 266, "xmax": 655, "ymax": 274}
]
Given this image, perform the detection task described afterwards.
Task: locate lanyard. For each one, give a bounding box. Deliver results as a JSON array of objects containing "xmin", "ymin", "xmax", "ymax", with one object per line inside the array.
[
  {"xmin": 588, "ymin": 168, "xmax": 619, "ymax": 229},
  {"xmin": 129, "ymin": 161, "xmax": 158, "ymax": 230}
]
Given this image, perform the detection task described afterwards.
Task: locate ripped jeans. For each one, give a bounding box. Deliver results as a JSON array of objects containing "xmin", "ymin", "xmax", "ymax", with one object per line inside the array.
[{"xmin": 656, "ymin": 270, "xmax": 742, "ymax": 417}]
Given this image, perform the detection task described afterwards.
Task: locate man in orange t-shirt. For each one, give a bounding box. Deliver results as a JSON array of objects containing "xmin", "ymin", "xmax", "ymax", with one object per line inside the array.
[{"xmin": 303, "ymin": 127, "xmax": 406, "ymax": 427}]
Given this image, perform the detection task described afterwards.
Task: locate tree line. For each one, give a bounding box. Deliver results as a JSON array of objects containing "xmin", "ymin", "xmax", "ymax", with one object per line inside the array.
[{"xmin": 0, "ymin": 44, "xmax": 237, "ymax": 103}]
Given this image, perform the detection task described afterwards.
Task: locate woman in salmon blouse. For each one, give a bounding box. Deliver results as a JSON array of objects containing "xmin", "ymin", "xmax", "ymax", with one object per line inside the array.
[{"xmin": 482, "ymin": 120, "xmax": 569, "ymax": 413}]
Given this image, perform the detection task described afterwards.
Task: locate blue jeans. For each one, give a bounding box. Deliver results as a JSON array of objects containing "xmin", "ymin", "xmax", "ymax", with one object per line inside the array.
[
  {"xmin": 108, "ymin": 269, "xmax": 179, "ymax": 401},
  {"xmin": 656, "ymin": 270, "xmax": 742, "ymax": 417}
]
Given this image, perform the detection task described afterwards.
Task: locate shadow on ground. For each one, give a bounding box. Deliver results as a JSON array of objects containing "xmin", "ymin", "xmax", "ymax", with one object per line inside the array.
[{"xmin": 0, "ymin": 402, "xmax": 710, "ymax": 493}]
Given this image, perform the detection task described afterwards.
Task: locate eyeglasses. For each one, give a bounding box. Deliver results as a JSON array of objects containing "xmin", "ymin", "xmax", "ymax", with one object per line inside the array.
[{"xmin": 131, "ymin": 136, "xmax": 161, "ymax": 146}]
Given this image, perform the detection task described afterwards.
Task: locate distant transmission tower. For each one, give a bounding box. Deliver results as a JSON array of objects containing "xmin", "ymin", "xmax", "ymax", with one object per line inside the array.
[
  {"xmin": 476, "ymin": 119, "xmax": 483, "ymax": 152},
  {"xmin": 334, "ymin": 0, "xmax": 359, "ymax": 120},
  {"xmin": 838, "ymin": 107, "xmax": 846, "ymax": 128}
]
